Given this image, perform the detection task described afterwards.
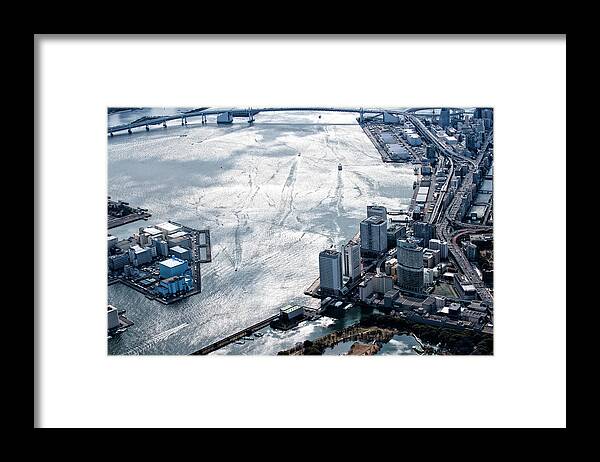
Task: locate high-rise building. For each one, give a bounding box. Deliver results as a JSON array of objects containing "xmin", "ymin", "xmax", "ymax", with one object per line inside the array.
[
  {"xmin": 342, "ymin": 242, "xmax": 361, "ymax": 282},
  {"xmin": 387, "ymin": 224, "xmax": 407, "ymax": 250},
  {"xmin": 413, "ymin": 221, "xmax": 434, "ymax": 248},
  {"xmin": 319, "ymin": 249, "xmax": 343, "ymax": 295},
  {"xmin": 426, "ymin": 145, "xmax": 437, "ymax": 159},
  {"xmin": 464, "ymin": 242, "xmax": 478, "ymax": 261},
  {"xmin": 367, "ymin": 205, "xmax": 388, "ymax": 222},
  {"xmin": 360, "ymin": 216, "xmax": 388, "ymax": 255},
  {"xmin": 397, "ymin": 239, "xmax": 424, "ymax": 292},
  {"xmin": 428, "ymin": 239, "xmax": 448, "ymax": 260},
  {"xmin": 439, "ymin": 108, "xmax": 450, "ymax": 128}
]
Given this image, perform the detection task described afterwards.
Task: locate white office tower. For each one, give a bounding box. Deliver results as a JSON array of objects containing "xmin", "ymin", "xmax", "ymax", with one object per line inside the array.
[
  {"xmin": 319, "ymin": 249, "xmax": 343, "ymax": 295},
  {"xmin": 367, "ymin": 205, "xmax": 388, "ymax": 222},
  {"xmin": 428, "ymin": 238, "xmax": 449, "ymax": 260},
  {"xmin": 397, "ymin": 239, "xmax": 424, "ymax": 292},
  {"xmin": 342, "ymin": 242, "xmax": 361, "ymax": 281},
  {"xmin": 360, "ymin": 216, "xmax": 388, "ymax": 254},
  {"xmin": 423, "ymin": 268, "xmax": 434, "ymax": 286}
]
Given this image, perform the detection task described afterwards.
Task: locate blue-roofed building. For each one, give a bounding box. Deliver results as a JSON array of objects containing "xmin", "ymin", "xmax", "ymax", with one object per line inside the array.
[
  {"xmin": 156, "ymin": 275, "xmax": 194, "ymax": 296},
  {"xmin": 159, "ymin": 257, "xmax": 189, "ymax": 279}
]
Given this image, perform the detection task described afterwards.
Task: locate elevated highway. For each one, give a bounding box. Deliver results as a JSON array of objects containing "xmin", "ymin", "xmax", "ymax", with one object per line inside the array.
[{"xmin": 411, "ymin": 114, "xmax": 493, "ymax": 308}]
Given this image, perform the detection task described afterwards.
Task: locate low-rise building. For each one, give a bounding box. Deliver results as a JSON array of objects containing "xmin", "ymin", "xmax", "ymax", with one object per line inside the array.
[
  {"xmin": 156, "ymin": 221, "xmax": 182, "ymax": 236},
  {"xmin": 107, "ymin": 235, "xmax": 118, "ymax": 251},
  {"xmin": 128, "ymin": 244, "xmax": 153, "ymax": 266},
  {"xmin": 156, "ymin": 275, "xmax": 194, "ymax": 296},
  {"xmin": 279, "ymin": 305, "xmax": 304, "ymax": 322},
  {"xmin": 453, "ymin": 274, "xmax": 477, "ymax": 299},
  {"xmin": 108, "ymin": 253, "xmax": 129, "ymax": 271},
  {"xmin": 170, "ymin": 245, "xmax": 191, "ymax": 261},
  {"xmin": 107, "ymin": 305, "xmax": 120, "ymax": 331}
]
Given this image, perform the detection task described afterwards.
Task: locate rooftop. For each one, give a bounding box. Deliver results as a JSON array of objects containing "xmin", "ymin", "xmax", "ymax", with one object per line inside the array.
[
  {"xmin": 363, "ymin": 216, "xmax": 386, "ymax": 225},
  {"xmin": 159, "ymin": 257, "xmax": 186, "ymax": 268},
  {"xmin": 156, "ymin": 222, "xmax": 181, "ymax": 233},
  {"xmin": 169, "ymin": 231, "xmax": 188, "ymax": 239},
  {"xmin": 143, "ymin": 227, "xmax": 162, "ymax": 235},
  {"xmin": 170, "ymin": 245, "xmax": 189, "ymax": 253}
]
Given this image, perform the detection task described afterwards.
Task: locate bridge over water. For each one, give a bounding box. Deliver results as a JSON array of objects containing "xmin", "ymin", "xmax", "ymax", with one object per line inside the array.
[{"xmin": 108, "ymin": 106, "xmax": 470, "ymax": 135}]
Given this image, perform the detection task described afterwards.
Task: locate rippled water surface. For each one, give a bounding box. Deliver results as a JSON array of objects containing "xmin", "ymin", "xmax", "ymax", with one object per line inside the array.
[{"xmin": 107, "ymin": 109, "xmax": 415, "ymax": 355}]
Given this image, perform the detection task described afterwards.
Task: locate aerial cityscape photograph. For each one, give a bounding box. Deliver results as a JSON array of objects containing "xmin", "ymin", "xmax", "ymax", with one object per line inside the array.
[
  {"xmin": 37, "ymin": 34, "xmax": 566, "ymax": 430},
  {"xmin": 107, "ymin": 106, "xmax": 494, "ymax": 356}
]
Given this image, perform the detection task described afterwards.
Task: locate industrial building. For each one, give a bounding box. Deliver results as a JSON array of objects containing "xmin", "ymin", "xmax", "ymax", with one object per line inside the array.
[
  {"xmin": 170, "ymin": 245, "xmax": 191, "ymax": 261},
  {"xmin": 167, "ymin": 231, "xmax": 192, "ymax": 249},
  {"xmin": 319, "ymin": 249, "xmax": 343, "ymax": 295},
  {"xmin": 159, "ymin": 257, "xmax": 190, "ymax": 279},
  {"xmin": 154, "ymin": 239, "xmax": 169, "ymax": 257},
  {"xmin": 128, "ymin": 244, "xmax": 153, "ymax": 266},
  {"xmin": 396, "ymin": 238, "xmax": 424, "ymax": 293},
  {"xmin": 386, "ymin": 144, "xmax": 410, "ymax": 160},
  {"xmin": 156, "ymin": 221, "xmax": 182, "ymax": 236},
  {"xmin": 360, "ymin": 215, "xmax": 387, "ymax": 255},
  {"xmin": 108, "ymin": 253, "xmax": 129, "ymax": 271},
  {"xmin": 156, "ymin": 274, "xmax": 194, "ymax": 297},
  {"xmin": 107, "ymin": 220, "xmax": 211, "ymax": 305}
]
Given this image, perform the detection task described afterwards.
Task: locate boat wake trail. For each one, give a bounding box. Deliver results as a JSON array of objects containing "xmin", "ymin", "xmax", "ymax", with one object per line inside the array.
[{"xmin": 124, "ymin": 323, "xmax": 189, "ymax": 355}]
